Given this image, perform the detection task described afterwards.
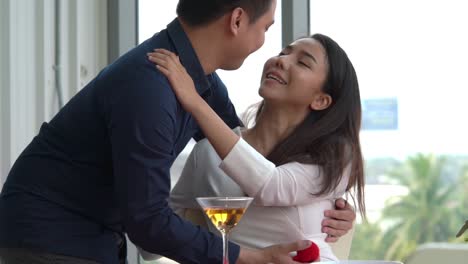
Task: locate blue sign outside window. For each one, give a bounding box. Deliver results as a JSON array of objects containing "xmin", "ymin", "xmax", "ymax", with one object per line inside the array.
[{"xmin": 362, "ymin": 98, "xmax": 398, "ymax": 130}]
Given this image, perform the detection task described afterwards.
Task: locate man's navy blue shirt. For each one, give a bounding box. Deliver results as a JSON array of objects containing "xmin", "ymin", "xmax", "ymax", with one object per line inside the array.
[{"xmin": 0, "ymin": 19, "xmax": 241, "ymax": 264}]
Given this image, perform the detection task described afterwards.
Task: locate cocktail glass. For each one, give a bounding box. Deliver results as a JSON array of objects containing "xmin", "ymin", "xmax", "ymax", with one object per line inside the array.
[{"xmin": 196, "ymin": 197, "xmax": 253, "ymax": 264}]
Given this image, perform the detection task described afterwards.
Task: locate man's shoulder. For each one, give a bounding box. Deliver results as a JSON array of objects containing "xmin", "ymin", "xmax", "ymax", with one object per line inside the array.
[{"xmin": 209, "ymin": 72, "xmax": 226, "ymax": 89}]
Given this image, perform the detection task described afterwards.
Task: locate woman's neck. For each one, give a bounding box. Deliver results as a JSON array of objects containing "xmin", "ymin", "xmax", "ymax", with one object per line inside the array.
[{"xmin": 242, "ymin": 104, "xmax": 309, "ymax": 156}]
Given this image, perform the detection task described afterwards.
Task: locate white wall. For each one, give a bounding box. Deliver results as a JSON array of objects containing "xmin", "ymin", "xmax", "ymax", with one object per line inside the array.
[{"xmin": 0, "ymin": 0, "xmax": 108, "ymax": 186}]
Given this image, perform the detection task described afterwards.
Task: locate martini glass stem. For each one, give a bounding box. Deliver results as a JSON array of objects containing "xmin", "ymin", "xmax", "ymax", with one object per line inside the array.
[{"xmin": 222, "ymin": 231, "xmax": 229, "ymax": 264}]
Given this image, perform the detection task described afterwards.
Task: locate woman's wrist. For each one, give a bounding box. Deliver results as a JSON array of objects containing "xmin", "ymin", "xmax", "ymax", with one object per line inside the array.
[
  {"xmin": 185, "ymin": 95, "xmax": 209, "ymax": 115},
  {"xmin": 182, "ymin": 94, "xmax": 205, "ymax": 113}
]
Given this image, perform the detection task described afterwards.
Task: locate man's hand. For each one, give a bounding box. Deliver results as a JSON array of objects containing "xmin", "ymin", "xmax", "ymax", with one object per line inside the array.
[
  {"xmin": 237, "ymin": 240, "xmax": 312, "ymax": 264},
  {"xmin": 322, "ymin": 198, "xmax": 356, "ymax": 242}
]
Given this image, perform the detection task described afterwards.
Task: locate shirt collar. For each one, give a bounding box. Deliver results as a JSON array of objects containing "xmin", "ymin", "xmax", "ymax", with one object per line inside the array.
[{"xmin": 166, "ymin": 18, "xmax": 211, "ymax": 96}]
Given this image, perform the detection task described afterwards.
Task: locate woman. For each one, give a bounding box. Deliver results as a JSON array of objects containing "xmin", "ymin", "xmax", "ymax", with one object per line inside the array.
[{"xmin": 147, "ymin": 33, "xmax": 365, "ymax": 261}]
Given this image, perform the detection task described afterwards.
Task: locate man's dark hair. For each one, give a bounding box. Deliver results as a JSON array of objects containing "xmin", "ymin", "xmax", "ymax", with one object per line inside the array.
[{"xmin": 176, "ymin": 0, "xmax": 273, "ymax": 27}]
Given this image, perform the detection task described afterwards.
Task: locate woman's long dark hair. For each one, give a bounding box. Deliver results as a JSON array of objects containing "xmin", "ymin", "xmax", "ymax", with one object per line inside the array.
[{"xmin": 251, "ymin": 34, "xmax": 365, "ymax": 218}]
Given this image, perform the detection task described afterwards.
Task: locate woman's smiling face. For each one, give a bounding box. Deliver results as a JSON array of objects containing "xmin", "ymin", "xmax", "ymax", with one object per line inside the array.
[{"xmin": 259, "ymin": 37, "xmax": 330, "ymax": 110}]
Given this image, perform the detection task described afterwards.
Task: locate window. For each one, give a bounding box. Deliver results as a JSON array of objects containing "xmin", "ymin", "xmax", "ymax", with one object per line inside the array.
[
  {"xmin": 138, "ymin": 1, "xmax": 177, "ymax": 42},
  {"xmin": 310, "ymin": 0, "xmax": 468, "ymax": 261}
]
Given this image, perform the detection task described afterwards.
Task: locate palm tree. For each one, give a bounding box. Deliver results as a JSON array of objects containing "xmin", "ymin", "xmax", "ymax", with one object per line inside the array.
[
  {"xmin": 381, "ymin": 153, "xmax": 459, "ymax": 260},
  {"xmin": 458, "ymin": 165, "xmax": 468, "ymax": 220},
  {"xmin": 349, "ymin": 221, "xmax": 385, "ymax": 260},
  {"xmin": 454, "ymin": 165, "xmax": 468, "ymax": 243}
]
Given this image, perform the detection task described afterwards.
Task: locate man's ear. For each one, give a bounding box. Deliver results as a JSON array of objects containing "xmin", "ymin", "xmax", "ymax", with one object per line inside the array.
[
  {"xmin": 228, "ymin": 7, "xmax": 246, "ymax": 35},
  {"xmin": 310, "ymin": 93, "xmax": 332, "ymax": 111}
]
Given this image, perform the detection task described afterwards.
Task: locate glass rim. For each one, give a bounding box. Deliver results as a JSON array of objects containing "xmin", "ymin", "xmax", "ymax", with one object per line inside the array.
[{"xmin": 196, "ymin": 196, "xmax": 254, "ymax": 202}]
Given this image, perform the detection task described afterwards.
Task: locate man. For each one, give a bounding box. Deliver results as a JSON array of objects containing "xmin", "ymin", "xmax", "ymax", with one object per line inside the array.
[{"xmin": 0, "ymin": 0, "xmax": 355, "ymax": 263}]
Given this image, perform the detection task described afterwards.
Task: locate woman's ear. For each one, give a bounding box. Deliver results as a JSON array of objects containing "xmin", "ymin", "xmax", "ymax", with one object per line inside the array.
[
  {"xmin": 310, "ymin": 93, "xmax": 332, "ymax": 111},
  {"xmin": 228, "ymin": 7, "xmax": 246, "ymax": 35}
]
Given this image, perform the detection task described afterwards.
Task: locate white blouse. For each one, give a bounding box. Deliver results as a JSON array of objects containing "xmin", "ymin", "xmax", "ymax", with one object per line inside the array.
[{"xmin": 170, "ymin": 127, "xmax": 350, "ymax": 261}]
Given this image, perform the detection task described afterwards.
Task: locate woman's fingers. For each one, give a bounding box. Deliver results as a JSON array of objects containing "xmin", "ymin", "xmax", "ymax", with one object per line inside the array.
[
  {"xmin": 146, "ymin": 49, "xmax": 200, "ymax": 113},
  {"xmin": 153, "ymin": 48, "xmax": 175, "ymax": 57},
  {"xmin": 153, "ymin": 49, "xmax": 181, "ymax": 66},
  {"xmin": 148, "ymin": 50, "xmax": 187, "ymax": 78},
  {"xmin": 147, "ymin": 49, "xmax": 192, "ymax": 94},
  {"xmin": 147, "ymin": 55, "xmax": 178, "ymax": 81},
  {"xmin": 148, "ymin": 53, "xmax": 169, "ymax": 68},
  {"xmin": 155, "ymin": 64, "xmax": 170, "ymax": 77}
]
